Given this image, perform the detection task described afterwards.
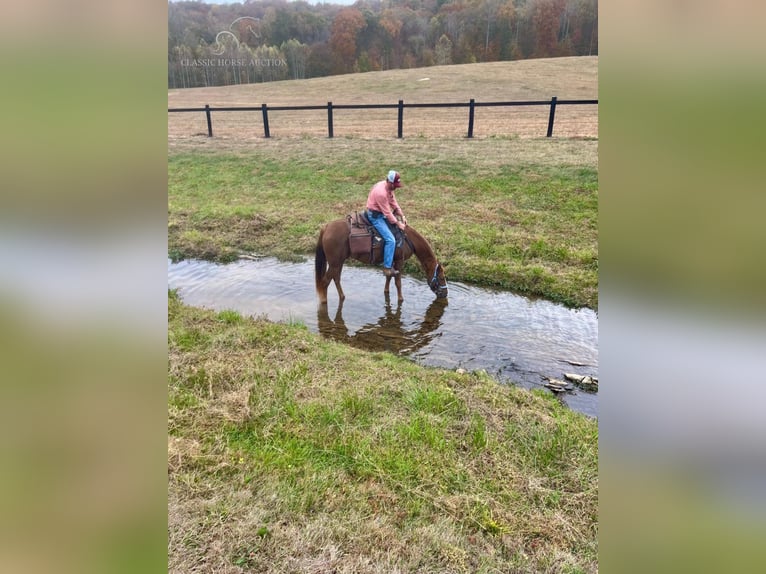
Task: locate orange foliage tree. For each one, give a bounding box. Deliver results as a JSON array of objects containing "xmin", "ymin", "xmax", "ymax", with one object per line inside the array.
[
  {"xmin": 329, "ymin": 8, "xmax": 366, "ymax": 74},
  {"xmin": 531, "ymin": 0, "xmax": 567, "ymax": 58}
]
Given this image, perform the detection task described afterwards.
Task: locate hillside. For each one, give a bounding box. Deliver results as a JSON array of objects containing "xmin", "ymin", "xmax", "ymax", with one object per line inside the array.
[
  {"xmin": 168, "ymin": 56, "xmax": 598, "ymax": 140},
  {"xmin": 168, "ymin": 0, "xmax": 598, "ymax": 86}
]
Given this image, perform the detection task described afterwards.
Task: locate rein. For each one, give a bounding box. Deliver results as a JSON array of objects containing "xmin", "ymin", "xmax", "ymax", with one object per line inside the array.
[
  {"xmin": 402, "ymin": 232, "xmax": 416, "ymax": 254},
  {"xmin": 402, "ymin": 229, "xmax": 448, "ymax": 297}
]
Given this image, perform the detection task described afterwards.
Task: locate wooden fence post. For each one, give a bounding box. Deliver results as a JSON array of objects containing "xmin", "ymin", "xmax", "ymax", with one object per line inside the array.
[
  {"xmin": 397, "ymin": 100, "xmax": 404, "ymax": 139},
  {"xmin": 327, "ymin": 102, "xmax": 333, "ymax": 138},
  {"xmin": 467, "ymin": 98, "xmax": 475, "ymax": 138},
  {"xmin": 546, "ymin": 96, "xmax": 557, "ymax": 137},
  {"xmin": 261, "ymin": 103, "xmax": 270, "ymax": 138},
  {"xmin": 205, "ymin": 104, "xmax": 213, "ymax": 137}
]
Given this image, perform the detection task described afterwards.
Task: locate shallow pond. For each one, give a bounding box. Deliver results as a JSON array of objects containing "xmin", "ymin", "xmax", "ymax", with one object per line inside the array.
[{"xmin": 168, "ymin": 257, "xmax": 598, "ymax": 417}]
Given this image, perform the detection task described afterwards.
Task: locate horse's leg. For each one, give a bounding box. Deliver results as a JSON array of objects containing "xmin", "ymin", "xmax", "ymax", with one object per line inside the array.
[
  {"xmin": 318, "ymin": 271, "xmax": 330, "ymax": 305},
  {"xmin": 317, "ymin": 220, "xmax": 354, "ymax": 304},
  {"xmin": 321, "ymin": 262, "xmax": 345, "ymax": 303},
  {"xmin": 384, "ymin": 274, "xmax": 392, "ymax": 295},
  {"xmin": 394, "ymin": 268, "xmax": 404, "ymax": 302},
  {"xmin": 332, "ymin": 261, "xmax": 346, "ymax": 301},
  {"xmin": 316, "ymin": 229, "xmax": 330, "ymax": 305}
]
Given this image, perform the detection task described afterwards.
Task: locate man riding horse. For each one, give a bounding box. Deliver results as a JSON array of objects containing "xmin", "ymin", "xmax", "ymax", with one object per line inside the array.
[
  {"xmin": 366, "ymin": 170, "xmax": 407, "ymax": 278},
  {"xmin": 314, "ymin": 168, "xmax": 448, "ymax": 304}
]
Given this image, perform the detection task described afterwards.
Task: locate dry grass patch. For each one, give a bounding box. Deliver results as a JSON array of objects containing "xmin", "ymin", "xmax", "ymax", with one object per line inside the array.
[
  {"xmin": 168, "ymin": 134, "xmax": 597, "ymax": 170},
  {"xmin": 168, "ymin": 293, "xmax": 598, "ymax": 573},
  {"xmin": 169, "ymin": 57, "xmax": 598, "ymax": 141}
]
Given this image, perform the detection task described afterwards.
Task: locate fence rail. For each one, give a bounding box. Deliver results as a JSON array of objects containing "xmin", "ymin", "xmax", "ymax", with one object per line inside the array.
[{"xmin": 168, "ymin": 97, "xmax": 598, "ymax": 139}]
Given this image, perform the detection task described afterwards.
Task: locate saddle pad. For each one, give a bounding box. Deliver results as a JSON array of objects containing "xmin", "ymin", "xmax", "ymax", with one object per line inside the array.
[
  {"xmin": 349, "ymin": 232, "xmax": 380, "ymax": 264},
  {"xmin": 346, "ymin": 211, "xmax": 403, "ymax": 263}
]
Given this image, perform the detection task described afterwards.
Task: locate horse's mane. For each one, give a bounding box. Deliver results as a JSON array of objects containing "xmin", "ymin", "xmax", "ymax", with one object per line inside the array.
[{"xmin": 405, "ymin": 226, "xmax": 437, "ymax": 269}]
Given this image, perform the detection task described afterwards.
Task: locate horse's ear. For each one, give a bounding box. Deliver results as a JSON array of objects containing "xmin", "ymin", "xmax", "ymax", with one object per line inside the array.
[{"xmin": 440, "ymin": 260, "xmax": 449, "ymax": 270}]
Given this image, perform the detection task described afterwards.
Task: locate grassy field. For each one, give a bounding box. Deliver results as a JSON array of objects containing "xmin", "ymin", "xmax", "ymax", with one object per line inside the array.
[
  {"xmin": 169, "ymin": 57, "xmax": 598, "ymax": 573},
  {"xmin": 169, "ymin": 57, "xmax": 597, "ymax": 140},
  {"xmin": 169, "ymin": 136, "xmax": 597, "ymax": 308},
  {"xmin": 168, "ymin": 291, "xmax": 598, "ymax": 573},
  {"xmin": 169, "ymin": 58, "xmax": 597, "ymax": 308}
]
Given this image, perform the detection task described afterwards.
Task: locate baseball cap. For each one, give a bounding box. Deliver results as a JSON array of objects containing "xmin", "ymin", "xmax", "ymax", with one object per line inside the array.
[{"xmin": 387, "ymin": 170, "xmax": 402, "ymax": 188}]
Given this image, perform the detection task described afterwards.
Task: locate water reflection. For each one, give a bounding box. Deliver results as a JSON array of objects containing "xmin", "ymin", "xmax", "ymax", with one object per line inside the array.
[
  {"xmin": 168, "ymin": 257, "xmax": 598, "ymax": 417},
  {"xmin": 318, "ymin": 296, "xmax": 448, "ymax": 355}
]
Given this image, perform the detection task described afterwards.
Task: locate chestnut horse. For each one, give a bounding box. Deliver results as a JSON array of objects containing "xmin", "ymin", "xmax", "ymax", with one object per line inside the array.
[{"xmin": 315, "ymin": 219, "xmax": 448, "ymax": 304}]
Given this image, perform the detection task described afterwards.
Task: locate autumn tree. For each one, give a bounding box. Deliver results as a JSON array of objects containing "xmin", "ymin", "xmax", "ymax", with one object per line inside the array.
[
  {"xmin": 232, "ymin": 16, "xmax": 262, "ymax": 48},
  {"xmin": 495, "ymin": 1, "xmax": 519, "ymax": 60},
  {"xmin": 307, "ymin": 42, "xmax": 334, "ymax": 78},
  {"xmin": 481, "ymin": 0, "xmax": 502, "ymax": 60},
  {"xmin": 329, "ymin": 8, "xmax": 366, "ymax": 74},
  {"xmin": 379, "ymin": 9, "xmax": 404, "ymax": 68},
  {"xmin": 435, "ymin": 34, "xmax": 452, "ymax": 65},
  {"xmin": 282, "ymin": 39, "xmax": 309, "ymax": 79},
  {"xmin": 356, "ymin": 10, "xmax": 385, "ymax": 71},
  {"xmin": 572, "ymin": 0, "xmax": 598, "ymax": 56},
  {"xmin": 167, "ymin": 0, "xmax": 597, "ymax": 86},
  {"xmin": 531, "ymin": 0, "xmax": 567, "ymax": 58}
]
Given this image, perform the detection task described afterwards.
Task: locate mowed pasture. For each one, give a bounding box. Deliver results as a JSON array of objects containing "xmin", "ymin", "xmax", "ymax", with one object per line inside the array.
[
  {"xmin": 168, "ymin": 57, "xmax": 598, "ymax": 141},
  {"xmin": 168, "ymin": 57, "xmax": 598, "ymax": 308},
  {"xmin": 168, "ymin": 57, "xmax": 599, "ymax": 574}
]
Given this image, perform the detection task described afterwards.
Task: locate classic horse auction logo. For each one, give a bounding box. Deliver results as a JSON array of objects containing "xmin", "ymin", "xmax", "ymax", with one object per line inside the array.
[
  {"xmin": 179, "ymin": 16, "xmax": 286, "ymax": 68},
  {"xmin": 211, "ymin": 17, "xmax": 262, "ymax": 55}
]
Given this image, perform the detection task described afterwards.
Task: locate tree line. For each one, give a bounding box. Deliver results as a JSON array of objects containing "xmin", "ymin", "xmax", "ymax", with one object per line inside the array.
[{"xmin": 168, "ymin": 0, "xmax": 598, "ymax": 88}]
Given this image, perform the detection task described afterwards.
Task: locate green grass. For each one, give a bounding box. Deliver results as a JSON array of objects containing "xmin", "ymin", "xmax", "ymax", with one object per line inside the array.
[
  {"xmin": 168, "ymin": 57, "xmax": 599, "ymax": 574},
  {"xmin": 169, "ymin": 137, "xmax": 598, "ymax": 308},
  {"xmin": 168, "ymin": 290, "xmax": 598, "ymax": 573}
]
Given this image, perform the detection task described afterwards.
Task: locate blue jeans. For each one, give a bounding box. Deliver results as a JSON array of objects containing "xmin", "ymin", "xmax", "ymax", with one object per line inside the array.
[{"xmin": 367, "ymin": 210, "xmax": 395, "ymax": 269}]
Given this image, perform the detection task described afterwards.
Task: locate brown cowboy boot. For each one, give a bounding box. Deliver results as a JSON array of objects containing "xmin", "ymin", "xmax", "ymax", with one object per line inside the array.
[{"xmin": 383, "ymin": 267, "xmax": 399, "ymax": 277}]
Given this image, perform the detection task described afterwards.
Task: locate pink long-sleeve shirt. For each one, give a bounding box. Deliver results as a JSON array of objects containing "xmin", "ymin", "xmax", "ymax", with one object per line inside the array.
[{"xmin": 366, "ymin": 181, "xmax": 404, "ymax": 225}]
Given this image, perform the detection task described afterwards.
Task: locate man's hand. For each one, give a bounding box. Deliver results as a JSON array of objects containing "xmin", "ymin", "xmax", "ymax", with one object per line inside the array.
[{"xmin": 397, "ymin": 221, "xmax": 406, "ymax": 230}]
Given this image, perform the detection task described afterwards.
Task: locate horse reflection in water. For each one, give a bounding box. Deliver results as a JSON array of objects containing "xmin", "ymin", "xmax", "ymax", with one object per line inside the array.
[{"xmin": 317, "ymin": 296, "xmax": 448, "ymax": 355}]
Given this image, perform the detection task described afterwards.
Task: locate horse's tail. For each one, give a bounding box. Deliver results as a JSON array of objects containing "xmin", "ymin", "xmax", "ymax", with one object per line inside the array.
[{"xmin": 315, "ymin": 226, "xmax": 327, "ymax": 292}]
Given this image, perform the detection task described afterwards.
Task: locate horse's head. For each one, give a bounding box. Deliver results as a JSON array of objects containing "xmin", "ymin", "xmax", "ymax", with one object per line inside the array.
[{"xmin": 428, "ymin": 262, "xmax": 448, "ymax": 299}]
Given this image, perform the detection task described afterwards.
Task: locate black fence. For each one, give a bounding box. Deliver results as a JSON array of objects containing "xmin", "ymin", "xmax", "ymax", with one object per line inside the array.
[{"xmin": 168, "ymin": 97, "xmax": 598, "ymax": 139}]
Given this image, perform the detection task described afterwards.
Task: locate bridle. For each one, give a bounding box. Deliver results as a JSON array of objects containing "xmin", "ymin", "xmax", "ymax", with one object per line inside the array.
[
  {"xmin": 402, "ymin": 232, "xmax": 448, "ymax": 298},
  {"xmin": 428, "ymin": 262, "xmax": 448, "ymax": 297}
]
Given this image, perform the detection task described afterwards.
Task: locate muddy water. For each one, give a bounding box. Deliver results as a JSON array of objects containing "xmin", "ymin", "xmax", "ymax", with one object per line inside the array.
[{"xmin": 168, "ymin": 257, "xmax": 598, "ymax": 417}]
